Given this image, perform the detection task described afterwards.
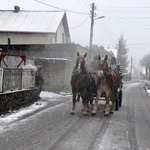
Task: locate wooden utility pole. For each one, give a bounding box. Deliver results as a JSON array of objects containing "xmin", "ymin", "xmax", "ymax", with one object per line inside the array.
[{"xmin": 89, "ymin": 3, "xmax": 95, "ymax": 62}]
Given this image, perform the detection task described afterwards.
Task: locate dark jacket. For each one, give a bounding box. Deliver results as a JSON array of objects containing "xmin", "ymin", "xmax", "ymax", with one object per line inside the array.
[
  {"xmin": 35, "ymin": 67, "xmax": 44, "ymax": 86},
  {"xmin": 89, "ymin": 60, "xmax": 99, "ymax": 73}
]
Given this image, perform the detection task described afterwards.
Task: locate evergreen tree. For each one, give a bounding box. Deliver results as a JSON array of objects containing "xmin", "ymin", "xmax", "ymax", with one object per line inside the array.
[{"xmin": 116, "ymin": 34, "xmax": 129, "ymax": 73}]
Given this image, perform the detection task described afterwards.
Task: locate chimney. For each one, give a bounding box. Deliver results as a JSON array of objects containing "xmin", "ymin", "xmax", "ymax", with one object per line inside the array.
[{"xmin": 14, "ymin": 6, "xmax": 20, "ymax": 13}]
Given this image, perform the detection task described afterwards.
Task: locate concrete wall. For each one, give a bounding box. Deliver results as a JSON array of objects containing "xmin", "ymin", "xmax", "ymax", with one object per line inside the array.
[
  {"xmin": 1, "ymin": 43, "xmax": 89, "ymax": 92},
  {"xmin": 36, "ymin": 58, "xmax": 72, "ymax": 92},
  {"xmin": 0, "ymin": 88, "xmax": 38, "ymax": 115}
]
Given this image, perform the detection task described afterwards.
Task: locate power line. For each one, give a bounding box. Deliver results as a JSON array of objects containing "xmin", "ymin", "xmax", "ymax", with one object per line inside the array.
[
  {"xmin": 100, "ymin": 9, "xmax": 150, "ymax": 13},
  {"xmin": 128, "ymin": 43, "xmax": 150, "ymax": 45},
  {"xmin": 106, "ymin": 16, "xmax": 150, "ymax": 19},
  {"xmin": 106, "ymin": 16, "xmax": 150, "ymax": 27},
  {"xmin": 81, "ymin": 0, "xmax": 91, "ymax": 10},
  {"xmin": 95, "ymin": 22, "xmax": 116, "ymax": 47},
  {"xmin": 102, "ymin": 11, "xmax": 150, "ymax": 29},
  {"xmin": 94, "ymin": 6, "xmax": 117, "ymax": 47},
  {"xmin": 98, "ymin": 5, "xmax": 150, "ymax": 9},
  {"xmin": 69, "ymin": 15, "xmax": 90, "ymax": 29},
  {"xmin": 108, "ymin": 17, "xmax": 150, "ymax": 30},
  {"xmin": 77, "ymin": 0, "xmax": 90, "ymax": 13},
  {"xmin": 86, "ymin": 0, "xmax": 93, "ymax": 4},
  {"xmin": 34, "ymin": 0, "xmax": 89, "ymax": 15}
]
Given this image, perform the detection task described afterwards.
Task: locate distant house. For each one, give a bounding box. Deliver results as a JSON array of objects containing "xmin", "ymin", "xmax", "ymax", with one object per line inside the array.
[
  {"xmin": 0, "ymin": 6, "xmax": 71, "ymax": 45},
  {"xmin": 0, "ymin": 7, "xmax": 89, "ymax": 92}
]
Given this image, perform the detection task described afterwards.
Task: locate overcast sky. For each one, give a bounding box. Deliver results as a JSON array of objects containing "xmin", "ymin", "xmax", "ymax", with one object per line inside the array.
[{"xmin": 0, "ymin": 0, "xmax": 150, "ymax": 62}]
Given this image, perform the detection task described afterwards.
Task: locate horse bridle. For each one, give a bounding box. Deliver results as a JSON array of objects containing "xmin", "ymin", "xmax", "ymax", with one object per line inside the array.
[
  {"xmin": 75, "ymin": 57, "xmax": 85, "ymax": 74},
  {"xmin": 98, "ymin": 60, "xmax": 109, "ymax": 76}
]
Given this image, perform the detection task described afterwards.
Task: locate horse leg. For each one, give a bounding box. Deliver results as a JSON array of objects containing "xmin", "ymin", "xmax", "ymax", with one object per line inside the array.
[
  {"xmin": 71, "ymin": 91, "xmax": 76, "ymax": 115},
  {"xmin": 82, "ymin": 90, "xmax": 89, "ymax": 116},
  {"xmin": 104, "ymin": 95, "xmax": 110, "ymax": 116},
  {"xmin": 92, "ymin": 89, "xmax": 101, "ymax": 116},
  {"xmin": 82, "ymin": 97, "xmax": 84, "ymax": 111},
  {"xmin": 79, "ymin": 93, "xmax": 85, "ymax": 111},
  {"xmin": 110, "ymin": 92, "xmax": 115, "ymax": 114}
]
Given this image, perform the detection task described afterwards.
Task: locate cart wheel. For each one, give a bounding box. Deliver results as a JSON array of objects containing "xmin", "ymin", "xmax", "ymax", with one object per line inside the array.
[
  {"xmin": 115, "ymin": 97, "xmax": 119, "ymax": 111},
  {"xmin": 119, "ymin": 90, "xmax": 122, "ymax": 107},
  {"xmin": 114, "ymin": 89, "xmax": 119, "ymax": 111},
  {"xmin": 89, "ymin": 93, "xmax": 94, "ymax": 105}
]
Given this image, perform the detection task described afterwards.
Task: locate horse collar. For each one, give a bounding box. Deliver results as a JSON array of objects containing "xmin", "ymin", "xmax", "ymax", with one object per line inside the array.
[{"xmin": 104, "ymin": 71, "xmax": 109, "ymax": 76}]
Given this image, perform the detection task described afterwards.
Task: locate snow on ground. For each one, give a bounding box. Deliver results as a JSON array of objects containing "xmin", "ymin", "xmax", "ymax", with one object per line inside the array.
[
  {"xmin": 146, "ymin": 89, "xmax": 150, "ymax": 96},
  {"xmin": 0, "ymin": 83, "xmax": 150, "ymax": 130},
  {"xmin": 0, "ymin": 91, "xmax": 71, "ymax": 130},
  {"xmin": 127, "ymin": 82, "xmax": 141, "ymax": 87}
]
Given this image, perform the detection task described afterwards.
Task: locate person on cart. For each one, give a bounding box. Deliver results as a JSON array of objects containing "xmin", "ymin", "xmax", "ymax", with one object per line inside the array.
[
  {"xmin": 110, "ymin": 56, "xmax": 123, "ymax": 107},
  {"xmin": 89, "ymin": 56, "xmax": 99, "ymax": 95},
  {"xmin": 110, "ymin": 57, "xmax": 122, "ymax": 73},
  {"xmin": 110, "ymin": 56, "xmax": 123, "ymax": 87}
]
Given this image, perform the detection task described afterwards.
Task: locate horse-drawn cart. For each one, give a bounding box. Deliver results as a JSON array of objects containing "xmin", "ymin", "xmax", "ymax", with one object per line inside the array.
[
  {"xmin": 76, "ymin": 75, "xmax": 123, "ymax": 111},
  {"xmin": 92, "ymin": 85, "xmax": 123, "ymax": 111},
  {"xmin": 71, "ymin": 52, "xmax": 123, "ymax": 116},
  {"xmin": 89, "ymin": 70, "xmax": 123, "ymax": 110}
]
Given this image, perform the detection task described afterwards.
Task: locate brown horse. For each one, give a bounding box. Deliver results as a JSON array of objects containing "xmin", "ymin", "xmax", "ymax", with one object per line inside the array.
[
  {"xmin": 71, "ymin": 51, "xmax": 90, "ymax": 115},
  {"xmin": 92, "ymin": 55, "xmax": 121, "ymax": 116}
]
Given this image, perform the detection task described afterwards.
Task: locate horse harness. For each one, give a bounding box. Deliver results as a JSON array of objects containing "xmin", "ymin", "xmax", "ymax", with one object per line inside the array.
[{"xmin": 98, "ymin": 60, "xmax": 117, "ymax": 89}]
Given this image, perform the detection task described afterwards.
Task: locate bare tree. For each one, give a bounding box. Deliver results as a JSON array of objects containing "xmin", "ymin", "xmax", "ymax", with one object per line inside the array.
[{"xmin": 140, "ymin": 54, "xmax": 150, "ymax": 76}]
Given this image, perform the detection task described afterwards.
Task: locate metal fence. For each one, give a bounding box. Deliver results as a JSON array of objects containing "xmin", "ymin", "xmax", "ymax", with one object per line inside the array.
[{"xmin": 0, "ymin": 68, "xmax": 36, "ymax": 93}]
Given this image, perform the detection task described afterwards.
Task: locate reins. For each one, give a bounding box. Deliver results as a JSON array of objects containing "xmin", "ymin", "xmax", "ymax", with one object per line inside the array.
[{"xmin": 97, "ymin": 56, "xmax": 114, "ymax": 86}]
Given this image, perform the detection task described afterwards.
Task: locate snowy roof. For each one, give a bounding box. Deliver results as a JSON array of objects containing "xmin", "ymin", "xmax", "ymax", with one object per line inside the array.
[
  {"xmin": 0, "ymin": 10, "xmax": 65, "ymax": 33},
  {"xmin": 105, "ymin": 48, "xmax": 117, "ymax": 58},
  {"xmin": 39, "ymin": 57, "xmax": 72, "ymax": 61}
]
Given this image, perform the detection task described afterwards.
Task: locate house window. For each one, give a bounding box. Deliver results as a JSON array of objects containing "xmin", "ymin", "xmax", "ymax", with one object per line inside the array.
[{"xmin": 62, "ymin": 33, "xmax": 64, "ymax": 43}]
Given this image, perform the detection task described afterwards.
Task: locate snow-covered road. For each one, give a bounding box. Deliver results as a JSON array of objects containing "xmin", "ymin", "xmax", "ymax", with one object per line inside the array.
[{"xmin": 0, "ymin": 91, "xmax": 71, "ymax": 131}]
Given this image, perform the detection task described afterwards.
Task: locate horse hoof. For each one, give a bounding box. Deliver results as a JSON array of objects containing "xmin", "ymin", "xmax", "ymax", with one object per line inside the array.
[
  {"xmin": 92, "ymin": 111, "xmax": 96, "ymax": 116},
  {"xmin": 71, "ymin": 110, "xmax": 75, "ymax": 115},
  {"xmin": 110, "ymin": 111, "xmax": 114, "ymax": 114},
  {"xmin": 83, "ymin": 112, "xmax": 88, "ymax": 116},
  {"xmin": 104, "ymin": 114, "xmax": 109, "ymax": 117},
  {"xmin": 92, "ymin": 113, "xmax": 96, "ymax": 116}
]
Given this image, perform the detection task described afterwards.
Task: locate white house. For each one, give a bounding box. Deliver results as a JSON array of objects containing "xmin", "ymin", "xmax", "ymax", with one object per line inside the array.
[{"xmin": 0, "ymin": 6, "xmax": 71, "ymax": 45}]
